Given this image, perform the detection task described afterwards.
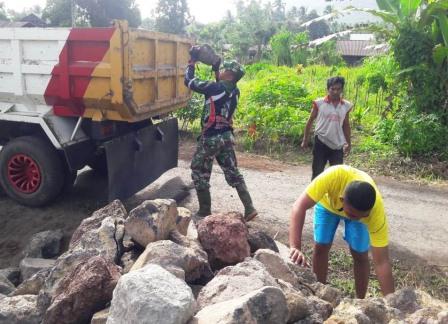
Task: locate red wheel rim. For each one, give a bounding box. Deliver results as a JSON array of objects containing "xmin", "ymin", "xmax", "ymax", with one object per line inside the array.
[{"xmin": 7, "ymin": 154, "xmax": 41, "ymax": 193}]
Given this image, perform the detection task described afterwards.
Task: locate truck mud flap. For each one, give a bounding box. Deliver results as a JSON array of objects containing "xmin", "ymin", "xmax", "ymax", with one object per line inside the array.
[{"xmin": 105, "ymin": 118, "xmax": 178, "ymax": 201}]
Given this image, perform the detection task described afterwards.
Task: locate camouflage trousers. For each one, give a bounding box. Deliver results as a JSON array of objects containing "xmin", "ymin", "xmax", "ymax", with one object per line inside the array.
[{"xmin": 191, "ymin": 131, "xmax": 245, "ymax": 191}]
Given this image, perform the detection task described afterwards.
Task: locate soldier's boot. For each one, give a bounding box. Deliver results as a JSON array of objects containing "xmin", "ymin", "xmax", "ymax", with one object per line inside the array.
[
  {"xmin": 236, "ymin": 184, "xmax": 258, "ymax": 222},
  {"xmin": 196, "ymin": 188, "xmax": 212, "ymax": 218}
]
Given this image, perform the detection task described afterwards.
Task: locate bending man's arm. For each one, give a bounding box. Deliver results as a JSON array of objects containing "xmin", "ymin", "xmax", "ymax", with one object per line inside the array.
[
  {"xmin": 289, "ymin": 193, "xmax": 316, "ymax": 266},
  {"xmin": 371, "ymin": 246, "xmax": 395, "ymax": 296}
]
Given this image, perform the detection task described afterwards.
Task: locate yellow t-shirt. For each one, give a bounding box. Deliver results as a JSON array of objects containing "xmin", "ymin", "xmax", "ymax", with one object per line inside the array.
[{"xmin": 306, "ymin": 165, "xmax": 388, "ymax": 247}]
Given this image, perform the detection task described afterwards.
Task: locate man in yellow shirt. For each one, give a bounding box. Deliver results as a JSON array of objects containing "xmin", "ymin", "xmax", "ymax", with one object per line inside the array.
[{"xmin": 288, "ymin": 165, "xmax": 394, "ymax": 298}]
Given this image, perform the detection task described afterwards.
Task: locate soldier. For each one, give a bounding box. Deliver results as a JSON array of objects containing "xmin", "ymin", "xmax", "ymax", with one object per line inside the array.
[{"xmin": 184, "ymin": 51, "xmax": 257, "ymax": 221}]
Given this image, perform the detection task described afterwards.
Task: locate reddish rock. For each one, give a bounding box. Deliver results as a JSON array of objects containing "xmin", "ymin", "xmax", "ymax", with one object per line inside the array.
[
  {"xmin": 197, "ymin": 212, "xmax": 250, "ymax": 269},
  {"xmin": 43, "ymin": 256, "xmax": 121, "ymax": 324}
]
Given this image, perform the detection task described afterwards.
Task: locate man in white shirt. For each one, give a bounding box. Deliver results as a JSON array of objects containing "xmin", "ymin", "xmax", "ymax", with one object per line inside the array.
[{"xmin": 301, "ymin": 76, "xmax": 353, "ymax": 180}]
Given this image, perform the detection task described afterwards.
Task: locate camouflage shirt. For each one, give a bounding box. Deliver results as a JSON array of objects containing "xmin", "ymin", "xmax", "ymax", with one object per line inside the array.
[{"xmin": 184, "ymin": 63, "xmax": 239, "ymax": 137}]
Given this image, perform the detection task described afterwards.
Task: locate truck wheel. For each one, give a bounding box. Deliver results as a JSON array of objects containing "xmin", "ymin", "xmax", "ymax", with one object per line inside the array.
[{"xmin": 0, "ymin": 136, "xmax": 65, "ymax": 207}]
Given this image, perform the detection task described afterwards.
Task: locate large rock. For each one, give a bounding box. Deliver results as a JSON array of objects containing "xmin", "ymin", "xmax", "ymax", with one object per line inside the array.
[
  {"xmin": 197, "ymin": 212, "xmax": 250, "ymax": 268},
  {"xmin": 0, "ymin": 294, "xmax": 43, "ymax": 324},
  {"xmin": 306, "ymin": 296, "xmax": 333, "ymax": 322},
  {"xmin": 69, "ymin": 200, "xmax": 127, "ymax": 248},
  {"xmin": 71, "ymin": 216, "xmax": 125, "ymax": 264},
  {"xmin": 254, "ymin": 249, "xmax": 298, "ymax": 287},
  {"xmin": 22, "ymin": 229, "xmax": 64, "ymax": 259},
  {"xmin": 275, "ymin": 240, "xmax": 317, "ymax": 286},
  {"xmin": 20, "ymin": 258, "xmax": 56, "ymax": 281},
  {"xmin": 37, "ymin": 249, "xmax": 99, "ymax": 312},
  {"xmin": 276, "ymin": 279, "xmax": 310, "ymax": 323},
  {"xmin": 43, "ymin": 256, "xmax": 121, "ymax": 324},
  {"xmin": 130, "ymin": 239, "xmax": 212, "ymax": 284},
  {"xmin": 248, "ymin": 228, "xmax": 279, "ymax": 253},
  {"xmin": 124, "ymin": 199, "xmax": 178, "ymax": 247},
  {"xmin": 385, "ymin": 288, "xmax": 421, "ymax": 315},
  {"xmin": 312, "ymin": 282, "xmax": 342, "ymax": 308},
  {"xmin": 107, "ymin": 264, "xmax": 196, "ymax": 324},
  {"xmin": 12, "ymin": 268, "xmax": 51, "ymax": 296},
  {"xmin": 197, "ymin": 258, "xmax": 279, "ymax": 309},
  {"xmin": 192, "ymin": 286, "xmax": 288, "ymax": 324},
  {"xmin": 176, "ymin": 207, "xmax": 192, "ymax": 235},
  {"xmin": 328, "ymin": 298, "xmax": 392, "ymax": 324}
]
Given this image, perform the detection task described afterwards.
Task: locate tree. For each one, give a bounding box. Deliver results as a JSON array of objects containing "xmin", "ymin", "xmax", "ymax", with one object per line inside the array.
[
  {"xmin": 42, "ymin": 0, "xmax": 72, "ymax": 27},
  {"xmin": 76, "ymin": 0, "xmax": 141, "ymax": 27},
  {"xmin": 306, "ymin": 10, "xmax": 330, "ymax": 40},
  {"xmin": 43, "ymin": 0, "xmax": 140, "ymax": 27},
  {"xmin": 0, "ymin": 2, "xmax": 8, "ymax": 21},
  {"xmin": 154, "ymin": 0, "xmax": 190, "ymax": 35},
  {"xmin": 8, "ymin": 5, "xmax": 43, "ymax": 21}
]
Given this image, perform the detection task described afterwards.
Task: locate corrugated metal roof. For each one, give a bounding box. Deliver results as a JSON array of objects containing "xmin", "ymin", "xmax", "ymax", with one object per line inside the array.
[{"xmin": 336, "ymin": 40, "xmax": 388, "ymax": 57}]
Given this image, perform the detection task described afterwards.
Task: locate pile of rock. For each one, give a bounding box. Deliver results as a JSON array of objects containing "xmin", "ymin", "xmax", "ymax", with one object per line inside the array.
[{"xmin": 0, "ymin": 199, "xmax": 447, "ymax": 324}]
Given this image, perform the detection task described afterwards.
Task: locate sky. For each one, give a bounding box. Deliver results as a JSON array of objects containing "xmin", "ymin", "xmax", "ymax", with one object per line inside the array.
[{"xmin": 2, "ymin": 0, "xmax": 378, "ymax": 24}]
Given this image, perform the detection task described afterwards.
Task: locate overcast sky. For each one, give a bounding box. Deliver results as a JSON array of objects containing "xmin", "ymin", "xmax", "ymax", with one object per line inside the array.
[{"xmin": 2, "ymin": 0, "xmax": 378, "ymax": 23}]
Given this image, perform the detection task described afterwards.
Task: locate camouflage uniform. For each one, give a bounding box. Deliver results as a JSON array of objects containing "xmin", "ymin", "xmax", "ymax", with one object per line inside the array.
[
  {"xmin": 184, "ymin": 59, "xmax": 256, "ymax": 220},
  {"xmin": 184, "ymin": 61, "xmax": 245, "ymax": 191},
  {"xmin": 191, "ymin": 130, "xmax": 244, "ymax": 191}
]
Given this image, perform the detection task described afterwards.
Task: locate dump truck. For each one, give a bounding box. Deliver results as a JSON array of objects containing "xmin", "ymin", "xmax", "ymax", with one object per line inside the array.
[{"xmin": 0, "ymin": 21, "xmax": 193, "ymax": 206}]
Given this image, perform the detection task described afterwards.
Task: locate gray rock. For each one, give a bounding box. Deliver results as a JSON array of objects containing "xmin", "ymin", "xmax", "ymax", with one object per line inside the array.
[
  {"xmin": 275, "ymin": 240, "xmax": 317, "ymax": 285},
  {"xmin": 69, "ymin": 200, "xmax": 127, "ymax": 249},
  {"xmin": 0, "ymin": 293, "xmax": 5, "ymax": 300},
  {"xmin": 20, "ymin": 258, "xmax": 56, "ymax": 281},
  {"xmin": 254, "ymin": 249, "xmax": 299, "ymax": 287},
  {"xmin": 91, "ymin": 308, "xmax": 109, "ymax": 324},
  {"xmin": 0, "ymin": 267, "xmax": 21, "ymax": 286},
  {"xmin": 386, "ymin": 288, "xmax": 421, "ymax": 314},
  {"xmin": 0, "ymin": 294, "xmax": 43, "ymax": 324},
  {"xmin": 312, "ymin": 282, "xmax": 342, "ymax": 308},
  {"xmin": 71, "ymin": 216, "xmax": 124, "ymax": 264},
  {"xmin": 275, "ymin": 279, "xmax": 309, "ymax": 323},
  {"xmin": 176, "ymin": 207, "xmax": 192, "ymax": 235},
  {"xmin": 329, "ymin": 298, "xmax": 392, "ymax": 324},
  {"xmin": 197, "ymin": 258, "xmax": 279, "ymax": 309},
  {"xmin": 306, "ymin": 296, "xmax": 333, "ymax": 322},
  {"xmin": 125, "ymin": 199, "xmax": 178, "ymax": 247},
  {"xmin": 248, "ymin": 228, "xmax": 279, "ymax": 253},
  {"xmin": 130, "ymin": 239, "xmax": 212, "ymax": 284},
  {"xmin": 22, "ymin": 229, "xmax": 64, "ymax": 259},
  {"xmin": 43, "ymin": 256, "xmax": 121, "ymax": 324},
  {"xmin": 192, "ymin": 286, "xmax": 288, "ymax": 324},
  {"xmin": 438, "ymin": 310, "xmax": 448, "ymax": 323},
  {"xmin": 0, "ymin": 274, "xmax": 15, "ymax": 295},
  {"xmin": 12, "ymin": 268, "xmax": 51, "ymax": 296},
  {"xmin": 107, "ymin": 264, "xmax": 196, "ymax": 324},
  {"xmin": 406, "ymin": 307, "xmax": 440, "ymax": 323}
]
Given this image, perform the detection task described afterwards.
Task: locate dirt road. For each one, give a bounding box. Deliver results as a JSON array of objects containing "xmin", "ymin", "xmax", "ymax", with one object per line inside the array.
[{"xmin": 0, "ymin": 141, "xmax": 447, "ymax": 269}]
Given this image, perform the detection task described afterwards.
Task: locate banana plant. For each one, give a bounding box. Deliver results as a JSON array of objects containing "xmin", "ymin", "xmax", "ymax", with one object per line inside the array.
[{"xmin": 348, "ymin": 0, "xmax": 448, "ymax": 65}]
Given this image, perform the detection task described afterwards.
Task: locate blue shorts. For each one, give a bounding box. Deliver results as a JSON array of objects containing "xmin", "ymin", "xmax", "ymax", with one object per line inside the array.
[{"xmin": 313, "ymin": 203, "xmax": 370, "ymax": 253}]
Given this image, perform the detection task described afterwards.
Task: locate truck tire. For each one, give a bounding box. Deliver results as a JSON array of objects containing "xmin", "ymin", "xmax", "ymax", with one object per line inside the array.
[{"xmin": 0, "ymin": 136, "xmax": 65, "ymax": 207}]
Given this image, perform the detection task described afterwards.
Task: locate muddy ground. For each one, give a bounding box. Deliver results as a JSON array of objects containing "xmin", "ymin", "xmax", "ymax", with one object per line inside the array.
[{"xmin": 0, "ymin": 139, "xmax": 447, "ymax": 273}]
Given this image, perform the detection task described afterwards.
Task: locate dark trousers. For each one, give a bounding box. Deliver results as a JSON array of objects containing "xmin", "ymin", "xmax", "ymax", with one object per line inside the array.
[{"xmin": 312, "ymin": 136, "xmax": 343, "ymax": 180}]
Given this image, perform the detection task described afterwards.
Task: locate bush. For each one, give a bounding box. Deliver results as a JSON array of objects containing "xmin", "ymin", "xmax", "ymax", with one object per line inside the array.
[
  {"xmin": 242, "ymin": 67, "xmax": 309, "ymax": 108},
  {"xmin": 377, "ymin": 109, "xmax": 448, "ymax": 157}
]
